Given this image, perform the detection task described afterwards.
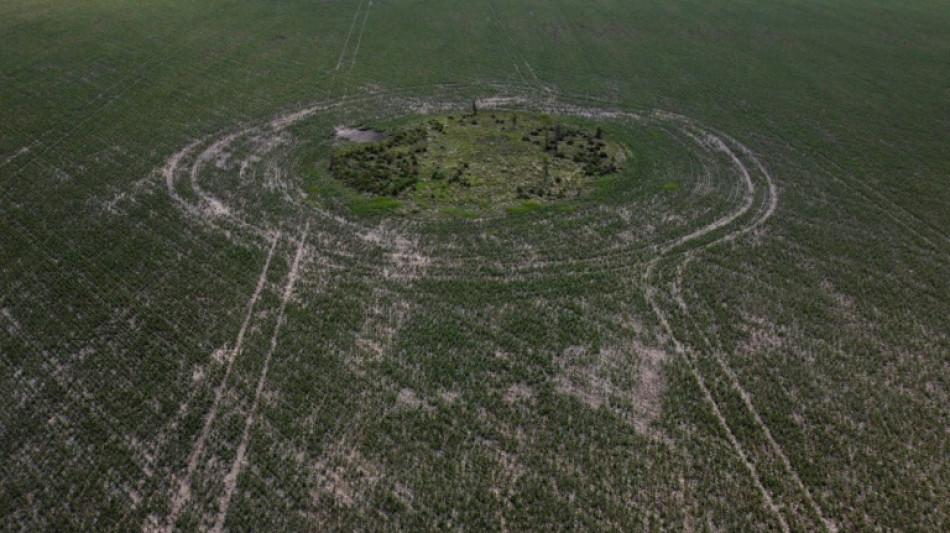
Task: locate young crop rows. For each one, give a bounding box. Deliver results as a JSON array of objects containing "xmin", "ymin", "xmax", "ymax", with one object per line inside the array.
[
  {"xmin": 2, "ymin": 1, "xmax": 948, "ymax": 530},
  {"xmin": 107, "ymin": 86, "xmax": 839, "ymax": 529}
]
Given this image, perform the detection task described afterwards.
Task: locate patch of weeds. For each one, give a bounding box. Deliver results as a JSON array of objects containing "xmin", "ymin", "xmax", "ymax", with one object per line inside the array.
[
  {"xmin": 507, "ymin": 199, "xmax": 545, "ymax": 214},
  {"xmin": 350, "ymin": 196, "xmax": 404, "ymax": 216},
  {"xmin": 593, "ymin": 173, "xmax": 623, "ymax": 194}
]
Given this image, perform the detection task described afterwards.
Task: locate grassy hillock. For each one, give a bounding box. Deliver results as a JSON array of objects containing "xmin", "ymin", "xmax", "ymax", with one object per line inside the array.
[{"xmin": 326, "ymin": 112, "xmax": 624, "ymax": 214}]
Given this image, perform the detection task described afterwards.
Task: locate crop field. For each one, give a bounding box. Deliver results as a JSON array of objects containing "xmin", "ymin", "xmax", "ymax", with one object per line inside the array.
[{"xmin": 1, "ymin": 0, "xmax": 948, "ymax": 531}]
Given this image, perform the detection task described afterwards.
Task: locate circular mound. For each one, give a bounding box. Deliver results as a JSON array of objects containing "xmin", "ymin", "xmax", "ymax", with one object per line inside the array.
[{"xmin": 318, "ymin": 111, "xmax": 626, "ymax": 215}]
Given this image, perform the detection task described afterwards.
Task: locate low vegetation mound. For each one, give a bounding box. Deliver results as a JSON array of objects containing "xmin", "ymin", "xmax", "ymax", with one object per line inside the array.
[{"xmin": 326, "ymin": 110, "xmax": 625, "ymax": 214}]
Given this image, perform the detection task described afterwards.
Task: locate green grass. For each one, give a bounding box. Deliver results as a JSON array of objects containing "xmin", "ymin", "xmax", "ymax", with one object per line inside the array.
[
  {"xmin": 327, "ymin": 112, "xmax": 623, "ymax": 214},
  {"xmin": 1, "ymin": 1, "xmax": 948, "ymax": 531},
  {"xmin": 506, "ymin": 199, "xmax": 545, "ymax": 214},
  {"xmin": 349, "ymin": 195, "xmax": 404, "ymax": 216}
]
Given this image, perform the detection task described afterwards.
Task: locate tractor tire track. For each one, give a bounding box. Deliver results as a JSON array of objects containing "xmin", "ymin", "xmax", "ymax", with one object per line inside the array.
[
  {"xmin": 482, "ymin": 1, "xmax": 542, "ymax": 92},
  {"xmin": 212, "ymin": 225, "xmax": 309, "ymax": 533},
  {"xmin": 334, "ymin": 1, "xmax": 366, "ymax": 72},
  {"xmin": 348, "ymin": 1, "xmax": 373, "ymax": 72},
  {"xmin": 153, "ymin": 233, "xmax": 279, "ymax": 533},
  {"xmin": 642, "ymin": 124, "xmax": 836, "ymax": 531}
]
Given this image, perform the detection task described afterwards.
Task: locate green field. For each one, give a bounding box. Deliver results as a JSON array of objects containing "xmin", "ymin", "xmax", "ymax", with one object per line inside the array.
[{"xmin": 1, "ymin": 1, "xmax": 948, "ymax": 531}]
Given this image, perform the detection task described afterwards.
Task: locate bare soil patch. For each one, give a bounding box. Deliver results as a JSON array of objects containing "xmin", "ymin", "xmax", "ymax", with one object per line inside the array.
[
  {"xmin": 334, "ymin": 126, "xmax": 385, "ymax": 142},
  {"xmin": 555, "ymin": 341, "xmax": 668, "ymax": 436}
]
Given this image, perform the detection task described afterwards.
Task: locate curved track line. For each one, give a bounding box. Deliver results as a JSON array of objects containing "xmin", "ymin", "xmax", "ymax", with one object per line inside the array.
[
  {"xmin": 163, "ymin": 137, "xmax": 205, "ymax": 209},
  {"xmin": 649, "ymin": 290, "xmax": 791, "ymax": 532},
  {"xmin": 644, "ymin": 127, "xmax": 835, "ymax": 530},
  {"xmin": 641, "ymin": 194, "xmax": 790, "ymax": 530},
  {"xmin": 161, "ymin": 95, "xmax": 773, "ymax": 282},
  {"xmin": 188, "ymin": 130, "xmax": 249, "ymax": 217},
  {"xmin": 661, "ymin": 123, "xmax": 755, "ymax": 251},
  {"xmin": 670, "ymin": 132, "xmax": 834, "ymax": 532}
]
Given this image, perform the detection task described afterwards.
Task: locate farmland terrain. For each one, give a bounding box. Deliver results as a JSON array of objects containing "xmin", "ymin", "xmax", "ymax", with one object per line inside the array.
[{"xmin": 1, "ymin": 1, "xmax": 948, "ymax": 531}]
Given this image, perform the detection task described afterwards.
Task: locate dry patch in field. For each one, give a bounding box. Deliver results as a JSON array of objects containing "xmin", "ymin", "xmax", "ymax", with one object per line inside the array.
[
  {"xmin": 479, "ymin": 435, "xmax": 527, "ymax": 496},
  {"xmin": 334, "ymin": 125, "xmax": 385, "ymax": 142},
  {"xmin": 439, "ymin": 389, "xmax": 462, "ymax": 405},
  {"xmin": 472, "ymin": 406, "xmax": 535, "ymax": 523},
  {"xmin": 143, "ymin": 91, "xmax": 796, "ymax": 527},
  {"xmin": 1, "ymin": 307, "xmax": 21, "ymax": 334},
  {"xmin": 556, "ymin": 341, "xmax": 668, "ymax": 436},
  {"xmin": 352, "ymin": 287, "xmax": 411, "ymax": 374},
  {"xmin": 504, "ymin": 382, "xmax": 535, "ymax": 405},
  {"xmin": 360, "ymin": 222, "xmax": 432, "ymax": 279},
  {"xmin": 308, "ymin": 439, "xmax": 387, "ymax": 511},
  {"xmin": 395, "ymin": 387, "xmax": 435, "ymax": 411}
]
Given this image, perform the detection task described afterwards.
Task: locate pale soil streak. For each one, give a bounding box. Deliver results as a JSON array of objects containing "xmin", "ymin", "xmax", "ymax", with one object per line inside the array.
[
  {"xmin": 638, "ymin": 121, "xmax": 795, "ymax": 529},
  {"xmin": 671, "ymin": 134, "xmax": 834, "ymax": 531},
  {"xmin": 334, "ymin": 0, "xmax": 365, "ymax": 71},
  {"xmin": 483, "ymin": 1, "xmax": 546, "ymax": 92},
  {"xmin": 660, "ymin": 125, "xmax": 717, "ymax": 200},
  {"xmin": 718, "ymin": 130, "xmax": 779, "ymax": 234},
  {"xmin": 0, "ymin": 146, "xmax": 31, "ymax": 168},
  {"xmin": 238, "ymin": 133, "xmax": 299, "ymax": 203},
  {"xmin": 348, "ymin": 1, "xmax": 373, "ymax": 72},
  {"xmin": 1, "ymin": 307, "xmax": 21, "ymax": 334},
  {"xmin": 163, "ymin": 137, "xmax": 206, "ymax": 206},
  {"xmin": 673, "ymin": 262, "xmax": 836, "ymax": 532},
  {"xmin": 647, "ymin": 124, "xmax": 835, "ymax": 530},
  {"xmin": 212, "ymin": 224, "xmax": 309, "ymax": 533},
  {"xmin": 269, "ymin": 104, "xmax": 325, "ymax": 131},
  {"xmin": 161, "ymin": 102, "xmax": 339, "ymax": 241},
  {"xmin": 714, "ymin": 348, "xmax": 835, "ymax": 526},
  {"xmin": 482, "ymin": 1, "xmax": 529, "ymax": 88},
  {"xmin": 190, "ymin": 130, "xmax": 251, "ymax": 218},
  {"xmin": 665, "ymin": 127, "xmax": 754, "ymax": 250},
  {"xmin": 152, "ymin": 234, "xmax": 279, "ymax": 533},
  {"xmin": 645, "ymin": 277, "xmax": 791, "ymax": 533},
  {"xmin": 162, "ymin": 133, "xmax": 262, "ymax": 242}
]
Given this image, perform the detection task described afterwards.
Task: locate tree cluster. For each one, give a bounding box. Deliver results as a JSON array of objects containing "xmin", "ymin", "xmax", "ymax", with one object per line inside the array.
[
  {"xmin": 522, "ymin": 124, "xmax": 619, "ymax": 177},
  {"xmin": 330, "ymin": 126, "xmax": 429, "ymax": 195}
]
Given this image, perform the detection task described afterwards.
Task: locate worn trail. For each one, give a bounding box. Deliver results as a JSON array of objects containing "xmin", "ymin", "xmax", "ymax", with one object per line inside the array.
[
  {"xmin": 212, "ymin": 226, "xmax": 309, "ymax": 532},
  {"xmin": 154, "ymin": 234, "xmax": 279, "ymax": 533}
]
